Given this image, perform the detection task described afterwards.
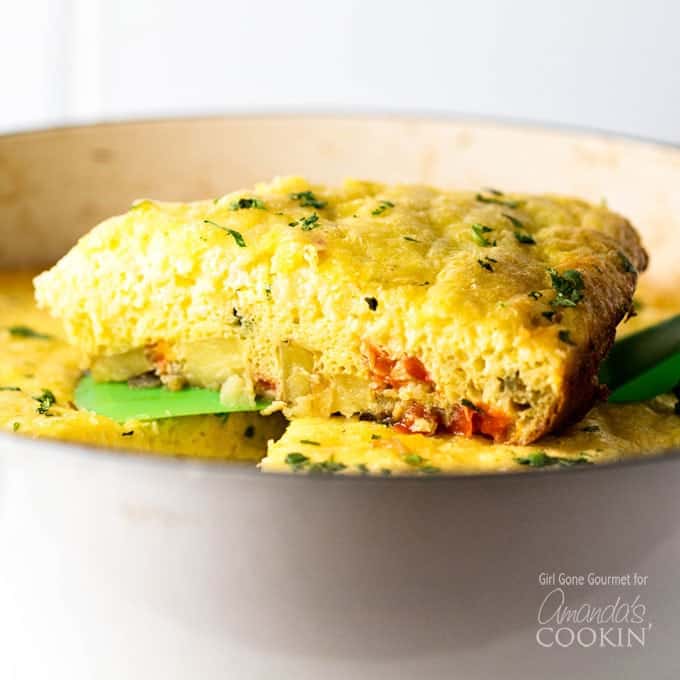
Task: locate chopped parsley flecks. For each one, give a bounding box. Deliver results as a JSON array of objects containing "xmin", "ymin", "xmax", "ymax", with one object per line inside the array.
[
  {"xmin": 528, "ymin": 291, "xmax": 543, "ymax": 300},
  {"xmin": 513, "ymin": 231, "xmax": 536, "ymax": 245},
  {"xmin": 581, "ymin": 425, "xmax": 600, "ymax": 433},
  {"xmin": 548, "ymin": 268, "xmax": 584, "ymax": 307},
  {"xmin": 289, "ymin": 213, "xmax": 321, "ymax": 231},
  {"xmin": 482, "ymin": 187, "xmax": 504, "ymax": 196},
  {"xmin": 299, "ymin": 439, "xmax": 321, "ymax": 446},
  {"xmin": 232, "ymin": 307, "xmax": 243, "ymax": 326},
  {"xmin": 502, "ymin": 213, "xmax": 523, "ymax": 229},
  {"xmin": 33, "ymin": 388, "xmax": 56, "ymax": 416},
  {"xmin": 476, "ymin": 192, "xmax": 521, "ymax": 209},
  {"xmin": 381, "ymin": 468, "xmax": 392, "ymax": 477},
  {"xmin": 284, "ymin": 452, "xmax": 346, "ymax": 474},
  {"xmin": 370, "ymin": 433, "xmax": 381, "ymax": 440},
  {"xmin": 420, "ymin": 465, "xmax": 441, "ymax": 475},
  {"xmin": 471, "ymin": 223, "xmax": 495, "ymax": 247},
  {"xmin": 204, "ymin": 220, "xmax": 247, "ymax": 247},
  {"xmin": 308, "ymin": 460, "xmax": 347, "ymax": 474},
  {"xmin": 290, "ymin": 190, "xmax": 327, "ymax": 209},
  {"xmin": 364, "ymin": 296, "xmax": 378, "ymax": 311},
  {"xmin": 0, "ymin": 386, "xmax": 21, "ymax": 392},
  {"xmin": 121, "ymin": 430, "xmax": 134, "ymax": 437},
  {"xmin": 558, "ymin": 329, "xmax": 575, "ymax": 345},
  {"xmin": 229, "ymin": 197, "xmax": 265, "ymax": 211},
  {"xmin": 477, "ymin": 257, "xmax": 496, "ymax": 272},
  {"xmin": 12, "ymin": 422, "xmax": 20, "ymax": 432},
  {"xmin": 8, "ymin": 325, "xmax": 52, "ymax": 340},
  {"xmin": 404, "ymin": 453, "xmax": 424, "ymax": 466},
  {"xmin": 403, "ymin": 236, "xmax": 420, "ymax": 243},
  {"xmin": 285, "ymin": 452, "xmax": 309, "ymax": 470},
  {"xmin": 356, "ymin": 463, "xmax": 369, "ymax": 474},
  {"xmin": 372, "ymin": 200, "xmax": 395, "ymax": 216},
  {"xmin": 516, "ymin": 451, "xmax": 592, "ymax": 468},
  {"xmin": 461, "ymin": 398, "xmax": 482, "ymax": 413},
  {"xmin": 403, "ymin": 452, "xmax": 440, "ymax": 475},
  {"xmin": 618, "ymin": 251, "xmax": 637, "ymax": 274},
  {"xmin": 244, "ymin": 425, "xmax": 256, "ymax": 438}
]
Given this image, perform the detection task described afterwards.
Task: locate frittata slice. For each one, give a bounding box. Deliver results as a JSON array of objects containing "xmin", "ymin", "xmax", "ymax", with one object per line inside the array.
[{"xmin": 34, "ymin": 177, "xmax": 647, "ymax": 444}]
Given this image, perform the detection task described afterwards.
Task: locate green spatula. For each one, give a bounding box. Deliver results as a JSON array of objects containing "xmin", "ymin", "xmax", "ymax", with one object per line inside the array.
[
  {"xmin": 75, "ymin": 374, "xmax": 271, "ymax": 422},
  {"xmin": 600, "ymin": 314, "xmax": 680, "ymax": 402}
]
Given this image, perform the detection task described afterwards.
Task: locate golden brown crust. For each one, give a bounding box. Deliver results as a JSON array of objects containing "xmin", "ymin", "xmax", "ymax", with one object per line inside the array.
[{"xmin": 516, "ymin": 215, "xmax": 648, "ymax": 445}]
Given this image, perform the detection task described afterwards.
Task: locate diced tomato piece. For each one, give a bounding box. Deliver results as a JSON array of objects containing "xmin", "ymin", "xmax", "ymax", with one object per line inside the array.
[
  {"xmin": 393, "ymin": 403, "xmax": 439, "ymax": 435},
  {"xmin": 446, "ymin": 402, "xmax": 511, "ymax": 441},
  {"xmin": 400, "ymin": 356, "xmax": 432, "ymax": 384},
  {"xmin": 364, "ymin": 343, "xmax": 433, "ymax": 390}
]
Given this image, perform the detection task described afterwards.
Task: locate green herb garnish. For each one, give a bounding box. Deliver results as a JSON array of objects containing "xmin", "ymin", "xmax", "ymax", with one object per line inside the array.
[
  {"xmin": 300, "ymin": 439, "xmax": 321, "ymax": 446},
  {"xmin": 364, "ymin": 297, "xmax": 378, "ymax": 311},
  {"xmin": 548, "ymin": 268, "xmax": 584, "ymax": 307},
  {"xmin": 502, "ymin": 213, "xmax": 523, "ymax": 229},
  {"xmin": 421, "ymin": 465, "xmax": 441, "ymax": 475},
  {"xmin": 121, "ymin": 430, "xmax": 134, "ymax": 437},
  {"xmin": 370, "ymin": 433, "xmax": 381, "ymax": 440},
  {"xmin": 476, "ymin": 193, "xmax": 520, "ymax": 209},
  {"xmin": 285, "ymin": 452, "xmax": 310, "ymax": 470},
  {"xmin": 403, "ymin": 236, "xmax": 420, "ymax": 243},
  {"xmin": 229, "ymin": 197, "xmax": 265, "ymax": 210},
  {"xmin": 558, "ymin": 329, "xmax": 575, "ymax": 345},
  {"xmin": 8, "ymin": 325, "xmax": 52, "ymax": 340},
  {"xmin": 204, "ymin": 220, "xmax": 247, "ymax": 247},
  {"xmin": 514, "ymin": 231, "xmax": 536, "ymax": 245},
  {"xmin": 12, "ymin": 422, "xmax": 20, "ymax": 432},
  {"xmin": 289, "ymin": 213, "xmax": 320, "ymax": 231},
  {"xmin": 0, "ymin": 386, "xmax": 21, "ymax": 392},
  {"xmin": 528, "ymin": 291, "xmax": 543, "ymax": 300},
  {"xmin": 477, "ymin": 257, "xmax": 495, "ymax": 272},
  {"xmin": 33, "ymin": 388, "xmax": 56, "ymax": 415},
  {"xmin": 356, "ymin": 463, "xmax": 369, "ymax": 474},
  {"xmin": 404, "ymin": 453, "xmax": 424, "ymax": 466},
  {"xmin": 308, "ymin": 460, "xmax": 347, "ymax": 474},
  {"xmin": 516, "ymin": 451, "xmax": 592, "ymax": 468},
  {"xmin": 618, "ymin": 251, "xmax": 637, "ymax": 274},
  {"xmin": 290, "ymin": 191, "xmax": 326, "ymax": 209},
  {"xmin": 471, "ymin": 223, "xmax": 494, "ymax": 247},
  {"xmin": 372, "ymin": 200, "xmax": 395, "ymax": 216}
]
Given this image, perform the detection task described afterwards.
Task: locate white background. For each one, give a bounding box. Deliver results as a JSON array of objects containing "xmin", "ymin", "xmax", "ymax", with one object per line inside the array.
[{"xmin": 1, "ymin": 0, "xmax": 680, "ymax": 142}]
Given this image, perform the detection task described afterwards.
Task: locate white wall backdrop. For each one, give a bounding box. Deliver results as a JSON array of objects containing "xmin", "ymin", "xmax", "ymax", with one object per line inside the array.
[{"xmin": 1, "ymin": 0, "xmax": 680, "ymax": 142}]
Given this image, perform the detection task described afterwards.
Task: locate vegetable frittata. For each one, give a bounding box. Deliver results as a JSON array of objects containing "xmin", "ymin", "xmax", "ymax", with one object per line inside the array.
[{"xmin": 34, "ymin": 177, "xmax": 647, "ymax": 444}]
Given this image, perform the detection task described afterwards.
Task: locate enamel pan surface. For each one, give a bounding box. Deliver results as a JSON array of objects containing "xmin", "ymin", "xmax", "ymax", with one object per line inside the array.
[{"xmin": 1, "ymin": 116, "xmax": 679, "ymax": 680}]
